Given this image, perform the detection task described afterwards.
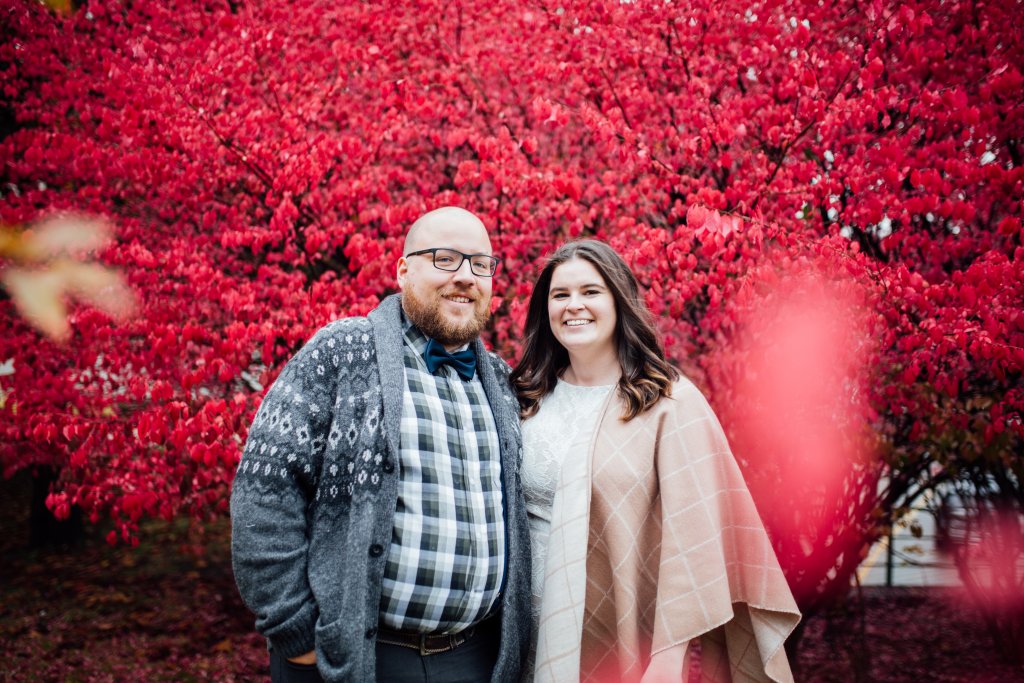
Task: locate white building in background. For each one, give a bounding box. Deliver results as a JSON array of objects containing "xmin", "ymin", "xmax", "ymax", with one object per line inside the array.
[{"xmin": 857, "ymin": 488, "xmax": 962, "ymax": 587}]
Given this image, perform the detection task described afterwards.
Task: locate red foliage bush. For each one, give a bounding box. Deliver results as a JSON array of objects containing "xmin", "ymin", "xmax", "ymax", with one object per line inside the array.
[{"xmin": 1, "ymin": 0, "xmax": 1021, "ymax": 615}]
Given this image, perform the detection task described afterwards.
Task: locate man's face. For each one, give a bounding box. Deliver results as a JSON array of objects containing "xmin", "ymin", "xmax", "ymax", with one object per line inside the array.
[{"xmin": 397, "ymin": 213, "xmax": 494, "ymax": 349}]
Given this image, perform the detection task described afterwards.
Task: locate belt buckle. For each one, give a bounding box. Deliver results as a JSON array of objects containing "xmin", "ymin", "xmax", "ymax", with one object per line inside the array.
[
  {"xmin": 418, "ymin": 634, "xmax": 449, "ymax": 656},
  {"xmin": 415, "ymin": 625, "xmax": 476, "ymax": 656},
  {"xmin": 417, "ymin": 632, "xmax": 466, "ymax": 656}
]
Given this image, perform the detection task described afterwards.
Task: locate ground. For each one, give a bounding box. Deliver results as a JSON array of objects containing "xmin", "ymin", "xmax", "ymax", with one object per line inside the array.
[{"xmin": 1, "ymin": 473, "xmax": 1022, "ymax": 682}]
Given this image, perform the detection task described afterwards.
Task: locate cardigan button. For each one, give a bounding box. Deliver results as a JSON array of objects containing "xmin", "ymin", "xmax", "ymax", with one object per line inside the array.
[
  {"xmin": 365, "ymin": 627, "xmax": 377, "ymax": 639},
  {"xmin": 383, "ymin": 461, "xmax": 394, "ymax": 473},
  {"xmin": 369, "ymin": 543, "xmax": 384, "ymax": 557}
]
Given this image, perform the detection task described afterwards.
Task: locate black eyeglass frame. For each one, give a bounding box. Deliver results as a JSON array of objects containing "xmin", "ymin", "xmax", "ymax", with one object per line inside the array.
[{"xmin": 405, "ymin": 248, "xmax": 501, "ymax": 277}]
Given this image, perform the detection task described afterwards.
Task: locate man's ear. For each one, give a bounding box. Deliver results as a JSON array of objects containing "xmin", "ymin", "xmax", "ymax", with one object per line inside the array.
[{"xmin": 396, "ymin": 256, "xmax": 408, "ymax": 290}]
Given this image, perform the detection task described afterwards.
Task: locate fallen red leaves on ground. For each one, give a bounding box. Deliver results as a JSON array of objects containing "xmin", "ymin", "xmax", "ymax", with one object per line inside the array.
[{"xmin": 2, "ymin": 475, "xmax": 1021, "ymax": 683}]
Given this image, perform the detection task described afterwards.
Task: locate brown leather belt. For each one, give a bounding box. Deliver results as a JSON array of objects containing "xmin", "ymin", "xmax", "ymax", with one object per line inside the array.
[{"xmin": 376, "ymin": 622, "xmax": 482, "ymax": 656}]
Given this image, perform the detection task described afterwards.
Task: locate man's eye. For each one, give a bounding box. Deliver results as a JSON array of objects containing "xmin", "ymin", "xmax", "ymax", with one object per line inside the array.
[{"xmin": 435, "ymin": 256, "xmax": 456, "ymax": 265}]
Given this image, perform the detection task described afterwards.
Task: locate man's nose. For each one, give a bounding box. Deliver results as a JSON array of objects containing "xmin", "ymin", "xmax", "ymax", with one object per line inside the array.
[{"xmin": 451, "ymin": 257, "xmax": 476, "ymax": 283}]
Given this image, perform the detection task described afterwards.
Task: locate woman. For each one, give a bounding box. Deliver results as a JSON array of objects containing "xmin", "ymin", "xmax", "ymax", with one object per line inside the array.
[{"xmin": 511, "ymin": 240, "xmax": 800, "ymax": 683}]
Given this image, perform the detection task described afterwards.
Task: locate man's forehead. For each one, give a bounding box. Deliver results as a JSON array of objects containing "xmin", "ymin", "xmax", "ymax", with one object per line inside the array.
[{"xmin": 405, "ymin": 208, "xmax": 490, "ymax": 252}]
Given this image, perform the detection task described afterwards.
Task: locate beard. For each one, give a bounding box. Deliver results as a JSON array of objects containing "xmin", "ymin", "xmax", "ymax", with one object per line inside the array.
[{"xmin": 402, "ymin": 286, "xmax": 491, "ymax": 347}]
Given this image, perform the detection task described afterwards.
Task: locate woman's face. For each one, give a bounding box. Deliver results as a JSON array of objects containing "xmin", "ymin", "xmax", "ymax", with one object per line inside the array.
[{"xmin": 547, "ymin": 257, "xmax": 617, "ymax": 359}]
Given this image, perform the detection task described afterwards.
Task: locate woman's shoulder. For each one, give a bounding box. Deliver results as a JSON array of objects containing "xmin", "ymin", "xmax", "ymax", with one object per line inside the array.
[
  {"xmin": 645, "ymin": 375, "xmax": 715, "ymax": 421},
  {"xmin": 670, "ymin": 374, "xmax": 704, "ymax": 398}
]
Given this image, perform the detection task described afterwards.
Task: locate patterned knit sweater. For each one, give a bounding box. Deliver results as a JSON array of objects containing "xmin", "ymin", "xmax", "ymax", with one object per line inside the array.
[{"xmin": 230, "ymin": 294, "xmax": 530, "ymax": 683}]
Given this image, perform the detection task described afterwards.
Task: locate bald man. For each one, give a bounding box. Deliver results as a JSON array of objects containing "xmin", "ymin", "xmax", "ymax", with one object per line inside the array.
[{"xmin": 231, "ymin": 207, "xmax": 530, "ymax": 683}]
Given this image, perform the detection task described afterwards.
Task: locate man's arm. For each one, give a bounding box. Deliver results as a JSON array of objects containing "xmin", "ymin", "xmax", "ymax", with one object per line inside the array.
[{"xmin": 230, "ymin": 325, "xmax": 340, "ymax": 659}]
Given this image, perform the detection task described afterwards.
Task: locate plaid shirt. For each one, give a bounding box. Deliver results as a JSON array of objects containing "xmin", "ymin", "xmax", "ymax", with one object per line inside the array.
[{"xmin": 379, "ymin": 319, "xmax": 505, "ymax": 633}]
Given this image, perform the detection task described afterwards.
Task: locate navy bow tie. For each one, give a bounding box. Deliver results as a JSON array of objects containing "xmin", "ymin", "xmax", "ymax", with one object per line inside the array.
[{"xmin": 423, "ymin": 338, "xmax": 477, "ymax": 381}]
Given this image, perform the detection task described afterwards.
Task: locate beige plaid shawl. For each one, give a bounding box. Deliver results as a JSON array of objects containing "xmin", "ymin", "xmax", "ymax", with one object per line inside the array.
[{"xmin": 532, "ymin": 379, "xmax": 800, "ymax": 682}]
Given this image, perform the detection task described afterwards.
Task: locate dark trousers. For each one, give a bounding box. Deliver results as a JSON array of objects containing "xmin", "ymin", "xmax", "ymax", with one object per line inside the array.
[
  {"xmin": 268, "ymin": 619, "xmax": 500, "ymax": 683},
  {"xmin": 269, "ymin": 651, "xmax": 322, "ymax": 683}
]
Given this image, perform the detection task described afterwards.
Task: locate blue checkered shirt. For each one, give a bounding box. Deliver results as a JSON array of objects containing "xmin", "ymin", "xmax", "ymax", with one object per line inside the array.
[{"xmin": 378, "ymin": 320, "xmax": 505, "ymax": 633}]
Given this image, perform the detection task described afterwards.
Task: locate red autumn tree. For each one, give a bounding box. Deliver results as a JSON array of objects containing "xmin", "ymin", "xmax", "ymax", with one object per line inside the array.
[{"xmin": 2, "ymin": 0, "xmax": 1021, "ymax": 631}]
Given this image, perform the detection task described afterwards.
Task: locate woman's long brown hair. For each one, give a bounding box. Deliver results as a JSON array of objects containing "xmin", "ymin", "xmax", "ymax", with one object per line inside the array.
[{"xmin": 511, "ymin": 240, "xmax": 679, "ymax": 421}]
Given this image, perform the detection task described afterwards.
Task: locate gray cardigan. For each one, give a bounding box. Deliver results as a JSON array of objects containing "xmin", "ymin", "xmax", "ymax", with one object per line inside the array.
[{"xmin": 230, "ymin": 294, "xmax": 530, "ymax": 682}]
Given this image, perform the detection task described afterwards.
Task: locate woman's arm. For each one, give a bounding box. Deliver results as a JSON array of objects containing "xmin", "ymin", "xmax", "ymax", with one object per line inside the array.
[{"xmin": 641, "ymin": 642, "xmax": 689, "ymax": 682}]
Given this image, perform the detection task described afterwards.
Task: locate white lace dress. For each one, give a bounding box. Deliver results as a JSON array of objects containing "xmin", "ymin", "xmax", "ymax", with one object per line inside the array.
[{"xmin": 520, "ymin": 379, "xmax": 613, "ymax": 679}]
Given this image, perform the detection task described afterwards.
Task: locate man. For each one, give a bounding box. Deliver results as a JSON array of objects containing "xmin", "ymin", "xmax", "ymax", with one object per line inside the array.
[{"xmin": 231, "ymin": 207, "xmax": 530, "ymax": 683}]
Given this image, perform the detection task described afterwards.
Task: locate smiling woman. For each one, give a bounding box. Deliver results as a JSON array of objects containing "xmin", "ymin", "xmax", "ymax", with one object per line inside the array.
[
  {"xmin": 511, "ymin": 240, "xmax": 801, "ymax": 683},
  {"xmin": 545, "ymin": 258, "xmax": 619, "ymax": 386}
]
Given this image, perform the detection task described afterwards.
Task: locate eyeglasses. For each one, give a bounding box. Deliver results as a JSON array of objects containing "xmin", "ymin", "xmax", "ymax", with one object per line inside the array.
[{"xmin": 406, "ymin": 248, "xmax": 501, "ymax": 277}]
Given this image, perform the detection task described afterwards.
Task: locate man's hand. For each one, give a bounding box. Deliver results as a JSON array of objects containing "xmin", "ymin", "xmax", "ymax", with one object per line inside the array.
[{"xmin": 287, "ymin": 650, "xmax": 317, "ymax": 665}]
